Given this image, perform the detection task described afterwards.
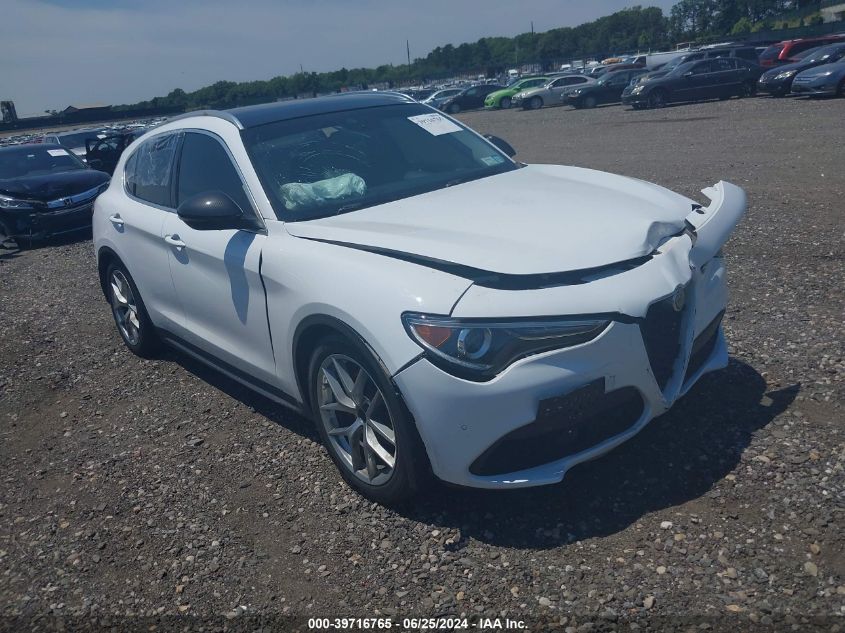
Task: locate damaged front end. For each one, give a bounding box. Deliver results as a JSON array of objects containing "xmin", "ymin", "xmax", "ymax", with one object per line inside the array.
[{"xmin": 0, "ymin": 184, "xmax": 106, "ymax": 245}]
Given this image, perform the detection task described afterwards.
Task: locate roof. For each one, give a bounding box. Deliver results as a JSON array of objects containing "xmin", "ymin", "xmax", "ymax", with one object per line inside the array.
[{"xmin": 226, "ymin": 92, "xmax": 416, "ymax": 128}]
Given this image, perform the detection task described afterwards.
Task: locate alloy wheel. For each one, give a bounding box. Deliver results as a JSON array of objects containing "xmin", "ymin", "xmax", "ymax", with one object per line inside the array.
[
  {"xmin": 649, "ymin": 90, "xmax": 666, "ymax": 108},
  {"xmin": 500, "ymin": 97, "xmax": 512, "ymax": 109},
  {"xmin": 317, "ymin": 354, "xmax": 397, "ymax": 486},
  {"xmin": 110, "ymin": 269, "xmax": 141, "ymax": 346}
]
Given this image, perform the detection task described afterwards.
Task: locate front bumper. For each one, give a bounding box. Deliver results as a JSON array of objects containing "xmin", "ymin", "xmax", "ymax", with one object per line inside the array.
[
  {"xmin": 621, "ymin": 91, "xmax": 648, "ymax": 106},
  {"xmin": 393, "ymin": 181, "xmax": 745, "ymax": 489},
  {"xmin": 758, "ymin": 77, "xmax": 792, "ymax": 95},
  {"xmin": 1, "ymin": 202, "xmax": 95, "ymax": 240},
  {"xmin": 791, "ymin": 76, "xmax": 839, "ymax": 95}
]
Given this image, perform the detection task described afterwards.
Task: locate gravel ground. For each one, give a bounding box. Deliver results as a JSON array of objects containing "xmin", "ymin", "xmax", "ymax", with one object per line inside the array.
[{"xmin": 0, "ymin": 95, "xmax": 843, "ymax": 632}]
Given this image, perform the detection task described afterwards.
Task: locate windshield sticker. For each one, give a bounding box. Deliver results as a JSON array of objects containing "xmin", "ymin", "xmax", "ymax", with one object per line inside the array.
[
  {"xmin": 481, "ymin": 155, "xmax": 506, "ymax": 166},
  {"xmin": 407, "ymin": 113, "xmax": 462, "ymax": 136},
  {"xmin": 47, "ymin": 149, "xmax": 69, "ymax": 157}
]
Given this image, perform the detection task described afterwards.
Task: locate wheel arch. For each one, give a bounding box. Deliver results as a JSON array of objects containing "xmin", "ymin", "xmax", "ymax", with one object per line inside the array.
[
  {"xmin": 292, "ymin": 314, "xmax": 395, "ymax": 411},
  {"xmin": 97, "ymin": 245, "xmax": 123, "ymax": 299}
]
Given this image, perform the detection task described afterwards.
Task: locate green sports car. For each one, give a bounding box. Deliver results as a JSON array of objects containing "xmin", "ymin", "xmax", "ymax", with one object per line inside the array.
[{"xmin": 484, "ymin": 77, "xmax": 550, "ymax": 109}]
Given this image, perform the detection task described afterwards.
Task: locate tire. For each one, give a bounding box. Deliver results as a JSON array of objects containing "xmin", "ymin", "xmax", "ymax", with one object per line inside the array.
[
  {"xmin": 447, "ymin": 103, "xmax": 461, "ymax": 114},
  {"xmin": 631, "ymin": 103, "xmax": 644, "ymax": 110},
  {"xmin": 499, "ymin": 96, "xmax": 512, "ymax": 109},
  {"xmin": 106, "ymin": 261, "xmax": 159, "ymax": 358},
  {"xmin": 583, "ymin": 95, "xmax": 597, "ymax": 109},
  {"xmin": 648, "ymin": 89, "xmax": 667, "ymax": 109},
  {"xmin": 307, "ymin": 335, "xmax": 430, "ymax": 504},
  {"xmin": 744, "ymin": 81, "xmax": 758, "ymax": 97},
  {"xmin": 837, "ymin": 79, "xmax": 844, "ymax": 98},
  {"xmin": 0, "ymin": 219, "xmax": 19, "ymax": 253},
  {"xmin": 529, "ymin": 96, "xmax": 543, "ymax": 110}
]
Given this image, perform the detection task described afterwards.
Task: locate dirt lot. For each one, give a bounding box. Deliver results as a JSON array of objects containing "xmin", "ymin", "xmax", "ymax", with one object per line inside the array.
[{"xmin": 1, "ymin": 96, "xmax": 843, "ymax": 632}]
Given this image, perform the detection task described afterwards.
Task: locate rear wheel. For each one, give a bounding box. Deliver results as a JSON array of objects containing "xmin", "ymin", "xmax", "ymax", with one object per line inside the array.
[
  {"xmin": 308, "ymin": 335, "xmax": 430, "ymax": 503},
  {"xmin": 742, "ymin": 81, "xmax": 757, "ymax": 98},
  {"xmin": 499, "ymin": 96, "xmax": 512, "ymax": 109},
  {"xmin": 648, "ymin": 89, "xmax": 667, "ymax": 109},
  {"xmin": 529, "ymin": 96, "xmax": 543, "ymax": 110},
  {"xmin": 107, "ymin": 262, "xmax": 159, "ymax": 358}
]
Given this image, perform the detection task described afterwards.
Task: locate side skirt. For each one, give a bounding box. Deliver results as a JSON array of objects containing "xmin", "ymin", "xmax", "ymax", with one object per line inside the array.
[{"xmin": 156, "ymin": 328, "xmax": 305, "ymax": 415}]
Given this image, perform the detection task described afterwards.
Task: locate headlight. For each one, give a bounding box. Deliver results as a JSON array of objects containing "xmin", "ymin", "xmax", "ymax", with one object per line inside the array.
[
  {"xmin": 402, "ymin": 313, "xmax": 610, "ymax": 379},
  {"xmin": 775, "ymin": 70, "xmax": 796, "ymax": 79},
  {"xmin": 631, "ymin": 85, "xmax": 645, "ymax": 95},
  {"xmin": 0, "ymin": 194, "xmax": 35, "ymax": 210},
  {"xmin": 570, "ymin": 89, "xmax": 582, "ymax": 96}
]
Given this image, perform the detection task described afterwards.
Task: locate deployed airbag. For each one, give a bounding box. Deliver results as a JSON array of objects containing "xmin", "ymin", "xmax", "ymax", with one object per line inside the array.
[{"xmin": 280, "ymin": 173, "xmax": 366, "ymax": 211}]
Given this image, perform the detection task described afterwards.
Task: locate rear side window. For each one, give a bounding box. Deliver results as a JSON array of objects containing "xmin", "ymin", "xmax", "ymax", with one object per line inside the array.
[
  {"xmin": 125, "ymin": 133, "xmax": 178, "ymax": 207},
  {"xmin": 760, "ymin": 44, "xmax": 784, "ymax": 61},
  {"xmin": 735, "ymin": 48, "xmax": 758, "ymax": 61},
  {"xmin": 176, "ymin": 132, "xmax": 253, "ymax": 213}
]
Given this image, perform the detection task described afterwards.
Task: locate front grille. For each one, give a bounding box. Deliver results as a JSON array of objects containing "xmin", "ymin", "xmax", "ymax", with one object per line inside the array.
[
  {"xmin": 683, "ymin": 311, "xmax": 724, "ymax": 383},
  {"xmin": 640, "ymin": 286, "xmax": 687, "ymax": 391},
  {"xmin": 469, "ymin": 379, "xmax": 644, "ymax": 476}
]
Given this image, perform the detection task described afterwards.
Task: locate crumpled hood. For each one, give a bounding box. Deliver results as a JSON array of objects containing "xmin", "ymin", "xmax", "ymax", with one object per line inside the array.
[
  {"xmin": 0, "ymin": 169, "xmax": 109, "ymax": 203},
  {"xmin": 285, "ymin": 164, "xmax": 698, "ymax": 275}
]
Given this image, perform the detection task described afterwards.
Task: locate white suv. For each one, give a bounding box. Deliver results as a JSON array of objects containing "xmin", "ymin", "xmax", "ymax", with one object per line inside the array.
[{"xmin": 93, "ymin": 92, "xmax": 746, "ymax": 502}]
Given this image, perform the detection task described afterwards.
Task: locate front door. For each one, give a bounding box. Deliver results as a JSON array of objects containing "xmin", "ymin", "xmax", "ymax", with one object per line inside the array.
[{"xmin": 163, "ymin": 131, "xmax": 277, "ymax": 385}]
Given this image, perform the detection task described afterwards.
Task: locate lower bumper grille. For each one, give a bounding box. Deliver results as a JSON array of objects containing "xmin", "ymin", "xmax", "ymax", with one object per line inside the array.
[
  {"xmin": 683, "ymin": 311, "xmax": 724, "ymax": 383},
  {"xmin": 469, "ymin": 379, "xmax": 644, "ymax": 476},
  {"xmin": 640, "ymin": 287, "xmax": 687, "ymax": 391}
]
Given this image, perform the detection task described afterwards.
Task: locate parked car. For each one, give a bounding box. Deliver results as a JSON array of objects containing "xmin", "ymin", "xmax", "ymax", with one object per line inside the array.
[
  {"xmin": 421, "ymin": 88, "xmax": 463, "ymax": 110},
  {"xmin": 585, "ymin": 62, "xmax": 645, "ymax": 79},
  {"xmin": 758, "ymin": 35, "xmax": 845, "ymax": 67},
  {"xmin": 440, "ymin": 84, "xmax": 505, "ymax": 113},
  {"xmin": 85, "ymin": 129, "xmax": 146, "ymax": 174},
  {"xmin": 0, "ymin": 144, "xmax": 109, "ymax": 248},
  {"xmin": 484, "ymin": 77, "xmax": 549, "ymax": 109},
  {"xmin": 565, "ymin": 69, "xmax": 649, "ymax": 108},
  {"xmin": 512, "ymin": 75, "xmax": 596, "ymax": 109},
  {"xmin": 41, "ymin": 128, "xmax": 107, "ymax": 161},
  {"xmin": 791, "ymin": 58, "xmax": 845, "ymax": 96},
  {"xmin": 758, "ymin": 42, "xmax": 845, "ymax": 96},
  {"xmin": 93, "ymin": 92, "xmax": 745, "ymax": 501},
  {"xmin": 622, "ymin": 58, "xmax": 762, "ymax": 109}
]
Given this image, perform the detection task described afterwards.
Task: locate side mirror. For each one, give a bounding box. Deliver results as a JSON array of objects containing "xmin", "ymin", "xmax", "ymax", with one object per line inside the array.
[
  {"xmin": 484, "ymin": 134, "xmax": 516, "ymax": 158},
  {"xmin": 177, "ymin": 191, "xmax": 257, "ymax": 231}
]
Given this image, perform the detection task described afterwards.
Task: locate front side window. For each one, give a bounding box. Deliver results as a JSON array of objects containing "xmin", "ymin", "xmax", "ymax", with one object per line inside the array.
[
  {"xmin": 125, "ymin": 133, "xmax": 178, "ymax": 207},
  {"xmin": 176, "ymin": 132, "xmax": 253, "ymax": 213},
  {"xmin": 242, "ymin": 103, "xmax": 516, "ymax": 221}
]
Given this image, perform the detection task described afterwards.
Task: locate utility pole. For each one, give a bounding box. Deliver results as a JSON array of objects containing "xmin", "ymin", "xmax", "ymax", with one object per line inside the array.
[{"xmin": 406, "ymin": 40, "xmax": 411, "ymax": 80}]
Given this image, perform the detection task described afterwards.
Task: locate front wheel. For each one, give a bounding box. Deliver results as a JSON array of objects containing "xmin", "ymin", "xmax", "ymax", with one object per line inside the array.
[
  {"xmin": 837, "ymin": 78, "xmax": 845, "ymax": 97},
  {"xmin": 107, "ymin": 262, "xmax": 159, "ymax": 357},
  {"xmin": 308, "ymin": 335, "xmax": 430, "ymax": 503},
  {"xmin": 647, "ymin": 89, "xmax": 667, "ymax": 109},
  {"xmin": 529, "ymin": 96, "xmax": 543, "ymax": 110},
  {"xmin": 583, "ymin": 95, "xmax": 597, "ymax": 109},
  {"xmin": 499, "ymin": 96, "xmax": 512, "ymax": 109}
]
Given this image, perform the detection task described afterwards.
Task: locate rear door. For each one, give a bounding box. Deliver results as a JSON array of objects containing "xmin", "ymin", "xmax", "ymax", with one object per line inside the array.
[
  {"xmin": 162, "ymin": 130, "xmax": 277, "ymax": 385},
  {"xmin": 112, "ymin": 132, "xmax": 184, "ymax": 330},
  {"xmin": 600, "ymin": 71, "xmax": 632, "ymax": 103},
  {"xmin": 711, "ymin": 58, "xmax": 738, "ymax": 97}
]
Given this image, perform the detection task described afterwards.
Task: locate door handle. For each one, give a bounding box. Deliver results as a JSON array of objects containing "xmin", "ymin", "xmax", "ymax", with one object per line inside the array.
[
  {"xmin": 108, "ymin": 214, "xmax": 124, "ymax": 227},
  {"xmin": 164, "ymin": 234, "xmax": 186, "ymax": 249}
]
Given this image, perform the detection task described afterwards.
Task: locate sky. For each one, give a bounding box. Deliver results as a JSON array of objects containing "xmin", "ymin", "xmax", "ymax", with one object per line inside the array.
[{"xmin": 1, "ymin": 0, "xmax": 676, "ymax": 116}]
